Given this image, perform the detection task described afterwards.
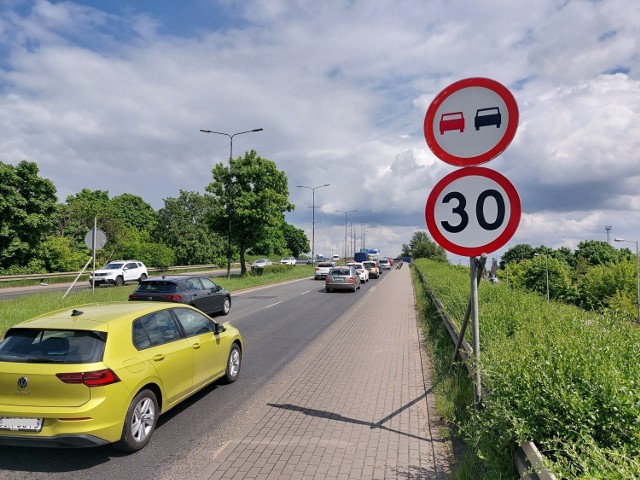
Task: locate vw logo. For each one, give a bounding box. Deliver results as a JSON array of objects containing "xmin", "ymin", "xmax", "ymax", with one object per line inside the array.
[{"xmin": 17, "ymin": 376, "xmax": 29, "ymax": 389}]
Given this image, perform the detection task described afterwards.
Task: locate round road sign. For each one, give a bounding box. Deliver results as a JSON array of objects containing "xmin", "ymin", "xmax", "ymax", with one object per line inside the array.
[
  {"xmin": 84, "ymin": 229, "xmax": 107, "ymax": 250},
  {"xmin": 425, "ymin": 167, "xmax": 521, "ymax": 256},
  {"xmin": 424, "ymin": 77, "xmax": 519, "ymax": 167}
]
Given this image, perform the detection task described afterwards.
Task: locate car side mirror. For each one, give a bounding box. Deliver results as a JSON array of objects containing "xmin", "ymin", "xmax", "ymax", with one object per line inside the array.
[{"xmin": 214, "ymin": 323, "xmax": 226, "ymax": 334}]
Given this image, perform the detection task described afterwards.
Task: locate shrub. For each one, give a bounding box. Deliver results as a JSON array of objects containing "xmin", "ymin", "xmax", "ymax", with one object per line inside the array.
[{"xmin": 414, "ymin": 259, "xmax": 640, "ymax": 479}]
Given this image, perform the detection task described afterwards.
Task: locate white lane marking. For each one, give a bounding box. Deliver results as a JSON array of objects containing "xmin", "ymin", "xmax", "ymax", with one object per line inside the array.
[
  {"xmin": 265, "ymin": 301, "xmax": 283, "ymax": 309},
  {"xmin": 300, "ymin": 290, "xmax": 311, "ymax": 295}
]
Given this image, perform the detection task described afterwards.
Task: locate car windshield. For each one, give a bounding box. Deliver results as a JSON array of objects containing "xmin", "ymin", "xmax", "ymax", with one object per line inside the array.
[
  {"xmin": 0, "ymin": 328, "xmax": 107, "ymax": 364},
  {"xmin": 103, "ymin": 263, "xmax": 124, "ymax": 270},
  {"xmin": 363, "ymin": 262, "xmax": 374, "ymax": 268}
]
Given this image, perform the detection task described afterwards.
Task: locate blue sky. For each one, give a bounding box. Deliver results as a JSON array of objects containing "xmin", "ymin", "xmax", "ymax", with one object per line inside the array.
[{"xmin": 1, "ymin": 0, "xmax": 639, "ymax": 261}]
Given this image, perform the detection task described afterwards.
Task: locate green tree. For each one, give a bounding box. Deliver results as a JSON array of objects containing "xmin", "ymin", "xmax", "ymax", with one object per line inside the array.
[
  {"xmin": 574, "ymin": 240, "xmax": 620, "ymax": 267},
  {"xmin": 577, "ymin": 259, "xmax": 636, "ymax": 315},
  {"xmin": 0, "ymin": 160, "xmax": 58, "ymax": 270},
  {"xmin": 39, "ymin": 236, "xmax": 88, "ymax": 272},
  {"xmin": 520, "ymin": 256, "xmax": 577, "ymax": 302},
  {"xmin": 206, "ymin": 150, "xmax": 293, "ymax": 274},
  {"xmin": 282, "ymin": 222, "xmax": 310, "ymax": 258},
  {"xmin": 111, "ymin": 193, "xmax": 157, "ymax": 233},
  {"xmin": 155, "ymin": 191, "xmax": 225, "ymax": 265},
  {"xmin": 402, "ymin": 231, "xmax": 447, "ymax": 261},
  {"xmin": 500, "ymin": 243, "xmax": 536, "ymax": 268}
]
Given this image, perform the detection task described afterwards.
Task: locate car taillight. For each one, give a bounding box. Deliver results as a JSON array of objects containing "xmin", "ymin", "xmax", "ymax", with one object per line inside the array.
[
  {"xmin": 325, "ymin": 276, "xmax": 329, "ymax": 283},
  {"xmin": 349, "ymin": 277, "xmax": 355, "ymax": 284},
  {"xmin": 161, "ymin": 294, "xmax": 184, "ymax": 301},
  {"xmin": 128, "ymin": 294, "xmax": 138, "ymax": 300},
  {"xmin": 56, "ymin": 369, "xmax": 121, "ymax": 387}
]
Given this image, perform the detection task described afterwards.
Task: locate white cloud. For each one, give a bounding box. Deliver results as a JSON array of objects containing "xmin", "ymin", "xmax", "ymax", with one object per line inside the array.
[{"xmin": 0, "ymin": 0, "xmax": 638, "ymax": 258}]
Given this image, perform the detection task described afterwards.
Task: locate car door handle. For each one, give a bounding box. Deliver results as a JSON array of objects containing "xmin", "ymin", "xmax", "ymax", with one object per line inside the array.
[
  {"xmin": 152, "ymin": 354, "xmax": 165, "ymax": 362},
  {"xmin": 192, "ymin": 343, "xmax": 201, "ymax": 349}
]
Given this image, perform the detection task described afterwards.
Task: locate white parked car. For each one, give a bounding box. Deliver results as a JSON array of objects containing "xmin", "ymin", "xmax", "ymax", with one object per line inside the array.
[
  {"xmin": 251, "ymin": 259, "xmax": 273, "ymax": 269},
  {"xmin": 89, "ymin": 260, "xmax": 148, "ymax": 287},
  {"xmin": 280, "ymin": 257, "xmax": 297, "ymax": 266},
  {"xmin": 347, "ymin": 262, "xmax": 369, "ymax": 283}
]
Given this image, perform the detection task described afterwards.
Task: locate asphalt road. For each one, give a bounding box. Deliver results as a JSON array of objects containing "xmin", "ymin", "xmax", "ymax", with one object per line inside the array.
[{"xmin": 0, "ymin": 273, "xmax": 388, "ymax": 480}]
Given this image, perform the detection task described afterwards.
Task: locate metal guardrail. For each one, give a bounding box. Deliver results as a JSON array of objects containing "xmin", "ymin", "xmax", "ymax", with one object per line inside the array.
[
  {"xmin": 413, "ymin": 265, "xmax": 556, "ymax": 480},
  {"xmin": 0, "ymin": 264, "xmax": 222, "ymax": 283}
]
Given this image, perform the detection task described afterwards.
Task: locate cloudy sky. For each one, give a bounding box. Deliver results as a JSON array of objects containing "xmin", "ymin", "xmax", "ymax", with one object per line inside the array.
[{"xmin": 1, "ymin": 0, "xmax": 638, "ymax": 263}]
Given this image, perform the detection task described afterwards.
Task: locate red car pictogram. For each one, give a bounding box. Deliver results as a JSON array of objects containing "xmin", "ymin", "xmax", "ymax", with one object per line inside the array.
[{"xmin": 439, "ymin": 112, "xmax": 465, "ymax": 134}]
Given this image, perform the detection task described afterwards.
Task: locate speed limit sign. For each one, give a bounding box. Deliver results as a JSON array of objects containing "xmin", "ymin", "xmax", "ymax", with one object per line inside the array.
[{"xmin": 425, "ymin": 166, "xmax": 521, "ymax": 256}]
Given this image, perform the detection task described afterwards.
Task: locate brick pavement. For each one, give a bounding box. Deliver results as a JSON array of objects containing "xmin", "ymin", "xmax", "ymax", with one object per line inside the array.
[{"xmin": 198, "ymin": 265, "xmax": 452, "ymax": 480}]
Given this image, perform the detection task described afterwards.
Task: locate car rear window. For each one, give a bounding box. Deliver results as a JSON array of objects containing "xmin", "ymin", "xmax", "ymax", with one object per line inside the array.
[
  {"xmin": 318, "ymin": 262, "xmax": 334, "ymax": 267},
  {"xmin": 330, "ymin": 268, "xmax": 352, "ymax": 275},
  {"xmin": 135, "ymin": 281, "xmax": 178, "ymax": 293},
  {"xmin": 0, "ymin": 329, "xmax": 107, "ymax": 364}
]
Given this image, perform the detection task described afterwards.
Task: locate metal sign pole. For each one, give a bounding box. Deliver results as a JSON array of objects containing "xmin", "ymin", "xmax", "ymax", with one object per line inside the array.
[
  {"xmin": 92, "ymin": 218, "xmax": 97, "ymax": 293},
  {"xmin": 470, "ymin": 256, "xmax": 482, "ymax": 409}
]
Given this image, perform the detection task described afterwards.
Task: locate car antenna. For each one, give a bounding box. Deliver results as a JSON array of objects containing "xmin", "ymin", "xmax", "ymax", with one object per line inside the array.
[{"xmin": 71, "ymin": 309, "xmax": 84, "ymax": 317}]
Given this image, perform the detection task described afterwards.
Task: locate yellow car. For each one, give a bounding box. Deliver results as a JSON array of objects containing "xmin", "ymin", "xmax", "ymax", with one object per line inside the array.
[{"xmin": 0, "ymin": 302, "xmax": 243, "ymax": 452}]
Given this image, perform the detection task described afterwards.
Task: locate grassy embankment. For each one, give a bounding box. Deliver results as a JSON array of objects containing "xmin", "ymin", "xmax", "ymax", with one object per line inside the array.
[
  {"xmin": 0, "ymin": 265, "xmax": 315, "ymax": 338},
  {"xmin": 412, "ymin": 259, "xmax": 640, "ymax": 480}
]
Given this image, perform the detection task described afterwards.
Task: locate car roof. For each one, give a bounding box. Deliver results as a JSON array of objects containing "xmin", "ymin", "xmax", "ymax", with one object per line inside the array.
[
  {"xmin": 12, "ymin": 302, "xmax": 189, "ymax": 332},
  {"xmin": 140, "ymin": 275, "xmax": 205, "ymax": 282}
]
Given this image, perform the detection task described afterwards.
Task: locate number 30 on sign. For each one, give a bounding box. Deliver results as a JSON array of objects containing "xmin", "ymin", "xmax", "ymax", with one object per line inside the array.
[{"xmin": 425, "ymin": 167, "xmax": 521, "ymax": 257}]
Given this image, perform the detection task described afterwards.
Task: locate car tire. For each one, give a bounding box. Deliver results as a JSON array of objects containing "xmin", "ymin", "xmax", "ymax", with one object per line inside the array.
[
  {"xmin": 222, "ymin": 296, "xmax": 231, "ymax": 315},
  {"xmin": 138, "ymin": 273, "xmax": 147, "ymax": 283},
  {"xmin": 222, "ymin": 344, "xmax": 241, "ymax": 384},
  {"xmin": 114, "ymin": 389, "xmax": 158, "ymax": 452},
  {"xmin": 326, "ymin": 287, "xmax": 332, "ymax": 293},
  {"xmin": 115, "ymin": 276, "xmax": 124, "ymax": 287}
]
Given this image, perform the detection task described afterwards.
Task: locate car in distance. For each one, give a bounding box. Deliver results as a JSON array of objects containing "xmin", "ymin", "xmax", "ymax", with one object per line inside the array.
[
  {"xmin": 347, "ymin": 262, "xmax": 369, "ymax": 283},
  {"xmin": 128, "ymin": 275, "xmax": 231, "ymax": 317},
  {"xmin": 378, "ymin": 258, "xmax": 392, "ymax": 270},
  {"xmin": 362, "ymin": 260, "xmax": 380, "ymax": 279},
  {"xmin": 280, "ymin": 257, "xmax": 297, "ymax": 266},
  {"xmin": 251, "ymin": 258, "xmax": 273, "ymax": 270},
  {"xmin": 89, "ymin": 260, "xmax": 147, "ymax": 287},
  {"xmin": 314, "ymin": 261, "xmax": 336, "ymax": 280},
  {"xmin": 325, "ymin": 266, "xmax": 361, "ymax": 292},
  {"xmin": 0, "ymin": 302, "xmax": 242, "ymax": 452}
]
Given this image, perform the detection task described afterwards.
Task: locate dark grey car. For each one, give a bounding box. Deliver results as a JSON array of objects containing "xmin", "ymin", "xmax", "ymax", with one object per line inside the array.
[{"xmin": 129, "ymin": 275, "xmax": 231, "ymax": 317}]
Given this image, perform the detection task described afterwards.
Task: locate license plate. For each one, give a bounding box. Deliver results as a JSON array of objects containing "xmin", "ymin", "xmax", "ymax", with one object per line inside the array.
[
  {"xmin": 332, "ymin": 277, "xmax": 343, "ymax": 282},
  {"xmin": 0, "ymin": 417, "xmax": 43, "ymax": 432}
]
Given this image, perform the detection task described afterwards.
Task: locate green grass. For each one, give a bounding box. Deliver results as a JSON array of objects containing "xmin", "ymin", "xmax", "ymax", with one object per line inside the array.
[
  {"xmin": 412, "ymin": 259, "xmax": 640, "ymax": 479},
  {"xmin": 0, "ymin": 265, "xmax": 315, "ymax": 338}
]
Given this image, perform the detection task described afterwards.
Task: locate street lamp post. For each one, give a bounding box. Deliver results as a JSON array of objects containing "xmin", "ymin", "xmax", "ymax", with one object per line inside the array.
[
  {"xmin": 297, "ymin": 184, "xmax": 330, "ymax": 267},
  {"xmin": 615, "ymin": 237, "xmax": 640, "ymax": 323},
  {"xmin": 534, "ymin": 253, "xmax": 550, "ymax": 301},
  {"xmin": 200, "ymin": 128, "xmax": 263, "ymax": 277},
  {"xmin": 335, "ymin": 209, "xmax": 357, "ymax": 261}
]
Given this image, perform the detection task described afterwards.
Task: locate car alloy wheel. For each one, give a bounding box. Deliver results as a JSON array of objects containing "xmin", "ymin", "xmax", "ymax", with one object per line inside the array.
[
  {"xmin": 222, "ymin": 297, "xmax": 231, "ymax": 315},
  {"xmin": 115, "ymin": 389, "xmax": 158, "ymax": 452},
  {"xmin": 115, "ymin": 276, "xmax": 124, "ymax": 287},
  {"xmin": 223, "ymin": 344, "xmax": 241, "ymax": 384}
]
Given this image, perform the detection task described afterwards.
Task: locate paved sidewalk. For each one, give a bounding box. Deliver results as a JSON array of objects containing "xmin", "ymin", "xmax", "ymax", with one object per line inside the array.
[{"xmin": 198, "ymin": 265, "xmax": 452, "ymax": 480}]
